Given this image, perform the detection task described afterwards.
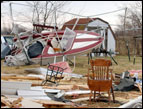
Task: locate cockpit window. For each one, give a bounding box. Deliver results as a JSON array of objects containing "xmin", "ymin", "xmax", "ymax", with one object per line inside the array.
[
  {"xmin": 4, "ymin": 36, "xmax": 14, "ymax": 45},
  {"xmin": 60, "ymin": 27, "xmax": 76, "ymax": 52}
]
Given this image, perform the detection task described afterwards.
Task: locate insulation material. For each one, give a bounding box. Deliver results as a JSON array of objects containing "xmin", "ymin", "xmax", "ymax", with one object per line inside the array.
[
  {"xmin": 50, "ymin": 61, "xmax": 72, "ymax": 73},
  {"xmin": 1, "ymin": 81, "xmax": 32, "ymax": 95},
  {"xmin": 5, "ymin": 52, "xmax": 29, "ymax": 66}
]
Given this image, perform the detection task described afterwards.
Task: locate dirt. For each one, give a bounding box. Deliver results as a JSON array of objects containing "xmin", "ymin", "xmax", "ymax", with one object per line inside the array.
[{"xmin": 1, "ymin": 56, "xmax": 142, "ymax": 108}]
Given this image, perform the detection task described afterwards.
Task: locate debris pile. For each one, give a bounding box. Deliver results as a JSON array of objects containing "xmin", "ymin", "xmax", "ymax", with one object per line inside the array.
[
  {"xmin": 1, "ymin": 69, "xmax": 142, "ymax": 108},
  {"xmin": 1, "ymin": 96, "xmax": 23, "ymax": 108}
]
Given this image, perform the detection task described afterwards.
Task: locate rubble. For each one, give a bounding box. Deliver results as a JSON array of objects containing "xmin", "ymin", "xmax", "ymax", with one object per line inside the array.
[
  {"xmin": 1, "ymin": 96, "xmax": 23, "ymax": 108},
  {"xmin": 1, "ymin": 68, "xmax": 142, "ymax": 108},
  {"xmin": 118, "ymin": 96, "xmax": 142, "ymax": 108}
]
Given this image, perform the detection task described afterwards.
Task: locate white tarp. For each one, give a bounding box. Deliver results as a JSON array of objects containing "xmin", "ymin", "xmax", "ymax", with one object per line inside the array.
[
  {"xmin": 25, "ymin": 67, "xmax": 83, "ymax": 79},
  {"xmin": 118, "ymin": 96, "xmax": 142, "ymax": 108},
  {"xmin": 5, "ymin": 52, "xmax": 30, "ymax": 66}
]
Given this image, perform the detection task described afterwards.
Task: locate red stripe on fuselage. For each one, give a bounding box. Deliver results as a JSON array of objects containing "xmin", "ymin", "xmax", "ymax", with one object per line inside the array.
[{"xmin": 75, "ymin": 38, "xmax": 102, "ymax": 42}]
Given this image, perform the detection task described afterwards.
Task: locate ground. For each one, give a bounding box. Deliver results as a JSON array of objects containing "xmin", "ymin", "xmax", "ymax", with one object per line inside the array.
[
  {"xmin": 1, "ymin": 55, "xmax": 142, "ymax": 108},
  {"xmin": 1, "ymin": 55, "xmax": 142, "ymax": 76}
]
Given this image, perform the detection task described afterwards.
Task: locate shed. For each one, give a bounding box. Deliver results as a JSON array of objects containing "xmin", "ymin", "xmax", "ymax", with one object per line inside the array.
[{"xmin": 61, "ymin": 18, "xmax": 116, "ymax": 53}]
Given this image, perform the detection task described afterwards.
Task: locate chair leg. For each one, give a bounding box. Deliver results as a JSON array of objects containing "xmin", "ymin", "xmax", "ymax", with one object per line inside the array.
[
  {"xmin": 98, "ymin": 91, "xmax": 101, "ymax": 102},
  {"xmin": 89, "ymin": 91, "xmax": 92, "ymax": 102},
  {"xmin": 111, "ymin": 86, "xmax": 115, "ymax": 103},
  {"xmin": 94, "ymin": 91, "xmax": 96, "ymax": 102},
  {"xmin": 108, "ymin": 91, "xmax": 111, "ymax": 104}
]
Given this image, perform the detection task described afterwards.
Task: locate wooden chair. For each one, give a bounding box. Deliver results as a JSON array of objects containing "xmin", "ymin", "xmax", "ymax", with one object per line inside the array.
[{"xmin": 87, "ymin": 59, "xmax": 115, "ymax": 103}]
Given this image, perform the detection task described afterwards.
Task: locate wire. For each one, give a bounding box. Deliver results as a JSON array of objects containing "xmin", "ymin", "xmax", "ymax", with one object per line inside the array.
[
  {"xmin": 11, "ymin": 2, "xmax": 87, "ymax": 17},
  {"xmin": 88, "ymin": 8, "xmax": 126, "ymax": 17},
  {"xmin": 10, "ymin": 2, "xmax": 126, "ymax": 18}
]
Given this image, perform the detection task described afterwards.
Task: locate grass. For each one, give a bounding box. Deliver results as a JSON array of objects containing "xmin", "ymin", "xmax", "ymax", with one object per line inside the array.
[
  {"xmin": 1, "ymin": 55, "xmax": 142, "ymax": 108},
  {"xmin": 72, "ymin": 55, "xmax": 142, "ymax": 75},
  {"xmin": 1, "ymin": 55, "xmax": 142, "ymax": 76}
]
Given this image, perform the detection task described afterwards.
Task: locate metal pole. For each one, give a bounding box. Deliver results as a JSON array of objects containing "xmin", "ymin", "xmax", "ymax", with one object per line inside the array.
[
  {"xmin": 126, "ymin": 41, "xmax": 130, "ymax": 62},
  {"xmin": 133, "ymin": 38, "xmax": 137, "ymax": 65},
  {"xmin": 124, "ymin": 7, "xmax": 130, "ymax": 62},
  {"xmin": 54, "ymin": 56, "xmax": 56, "ymax": 64},
  {"xmin": 72, "ymin": 18, "xmax": 79, "ymax": 30},
  {"xmin": 52, "ymin": 3, "xmax": 62, "ymax": 50},
  {"xmin": 72, "ymin": 56, "xmax": 76, "ymax": 72},
  {"xmin": 9, "ymin": 3, "xmax": 14, "ymax": 29},
  {"xmin": 9, "ymin": 3, "xmax": 31, "ymax": 65},
  {"xmin": 63, "ymin": 56, "xmax": 65, "ymax": 62},
  {"xmin": 107, "ymin": 51, "xmax": 118, "ymax": 65}
]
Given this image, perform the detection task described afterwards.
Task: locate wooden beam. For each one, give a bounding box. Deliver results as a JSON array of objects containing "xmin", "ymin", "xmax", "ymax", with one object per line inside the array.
[
  {"xmin": 34, "ymin": 100, "xmax": 72, "ymax": 108},
  {"xmin": 1, "ymin": 76, "xmax": 43, "ymax": 80}
]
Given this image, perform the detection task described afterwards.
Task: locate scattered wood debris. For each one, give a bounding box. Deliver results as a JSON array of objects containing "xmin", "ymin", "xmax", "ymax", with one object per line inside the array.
[
  {"xmin": 1, "ymin": 70, "xmax": 142, "ymax": 108},
  {"xmin": 34, "ymin": 100, "xmax": 73, "ymax": 108},
  {"xmin": 43, "ymin": 84, "xmax": 89, "ymax": 91},
  {"xmin": 1, "ymin": 74, "xmax": 43, "ymax": 81},
  {"xmin": 1, "ymin": 96, "xmax": 23, "ymax": 108}
]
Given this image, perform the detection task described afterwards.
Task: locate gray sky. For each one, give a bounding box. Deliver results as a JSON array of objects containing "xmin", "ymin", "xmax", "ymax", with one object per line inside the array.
[{"xmin": 1, "ymin": 1, "xmax": 137, "ymax": 30}]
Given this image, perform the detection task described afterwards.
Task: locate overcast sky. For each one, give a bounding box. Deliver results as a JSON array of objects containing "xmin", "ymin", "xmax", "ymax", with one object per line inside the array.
[{"xmin": 1, "ymin": 1, "xmax": 137, "ymax": 30}]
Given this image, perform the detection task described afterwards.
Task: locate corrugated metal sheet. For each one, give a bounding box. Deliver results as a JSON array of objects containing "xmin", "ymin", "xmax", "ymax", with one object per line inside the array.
[{"xmin": 61, "ymin": 18, "xmax": 96, "ymax": 30}]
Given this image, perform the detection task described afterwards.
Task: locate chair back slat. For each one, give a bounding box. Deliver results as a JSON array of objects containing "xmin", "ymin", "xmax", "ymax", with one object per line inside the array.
[{"xmin": 90, "ymin": 59, "xmax": 111, "ymax": 80}]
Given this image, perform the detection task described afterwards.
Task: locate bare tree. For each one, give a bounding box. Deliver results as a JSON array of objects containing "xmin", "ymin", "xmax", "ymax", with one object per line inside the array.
[
  {"xmin": 115, "ymin": 1, "xmax": 142, "ymax": 57},
  {"xmin": 26, "ymin": 1, "xmax": 68, "ymax": 26},
  {"xmin": 115, "ymin": 1, "xmax": 142, "ymax": 36}
]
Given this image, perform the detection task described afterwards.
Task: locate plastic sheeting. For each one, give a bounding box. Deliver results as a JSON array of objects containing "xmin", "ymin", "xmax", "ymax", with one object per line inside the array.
[
  {"xmin": 113, "ymin": 71, "xmax": 135, "ymax": 91},
  {"xmin": 119, "ymin": 96, "xmax": 142, "ymax": 108},
  {"xmin": 25, "ymin": 67, "xmax": 83, "ymax": 78},
  {"xmin": 5, "ymin": 52, "xmax": 30, "ymax": 66},
  {"xmin": 50, "ymin": 62, "xmax": 72, "ymax": 73},
  {"xmin": 1, "ymin": 43, "xmax": 11, "ymax": 59}
]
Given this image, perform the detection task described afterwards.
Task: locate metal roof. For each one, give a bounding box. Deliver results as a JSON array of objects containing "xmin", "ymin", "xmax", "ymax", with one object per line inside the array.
[{"xmin": 61, "ymin": 17, "xmax": 116, "ymax": 40}]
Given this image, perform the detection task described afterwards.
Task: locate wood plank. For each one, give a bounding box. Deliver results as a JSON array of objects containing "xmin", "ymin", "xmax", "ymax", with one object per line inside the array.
[
  {"xmin": 31, "ymin": 86, "xmax": 61, "ymax": 93},
  {"xmin": 43, "ymin": 85, "xmax": 78, "ymax": 90},
  {"xmin": 43, "ymin": 84, "xmax": 89, "ymax": 90},
  {"xmin": 1, "ymin": 97, "xmax": 23, "ymax": 108},
  {"xmin": 1, "ymin": 97, "xmax": 12, "ymax": 107},
  {"xmin": 34, "ymin": 100, "xmax": 72, "ymax": 108},
  {"xmin": 1, "ymin": 76, "xmax": 43, "ymax": 80},
  {"xmin": 65, "ymin": 90, "xmax": 91, "ymax": 96},
  {"xmin": 20, "ymin": 98, "xmax": 44, "ymax": 108},
  {"xmin": 42, "ymin": 104, "xmax": 72, "ymax": 108},
  {"xmin": 136, "ymin": 83, "xmax": 142, "ymax": 93},
  {"xmin": 11, "ymin": 97, "xmax": 23, "ymax": 106},
  {"xmin": 71, "ymin": 96, "xmax": 96, "ymax": 102},
  {"xmin": 35, "ymin": 100, "xmax": 68, "ymax": 105}
]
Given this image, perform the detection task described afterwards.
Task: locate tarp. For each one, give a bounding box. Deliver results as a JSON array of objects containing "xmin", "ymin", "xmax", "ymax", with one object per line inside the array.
[
  {"xmin": 128, "ymin": 70, "xmax": 142, "ymax": 74},
  {"xmin": 113, "ymin": 71, "xmax": 135, "ymax": 91},
  {"xmin": 5, "ymin": 52, "xmax": 30, "ymax": 66},
  {"xmin": 50, "ymin": 62, "xmax": 72, "ymax": 73}
]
